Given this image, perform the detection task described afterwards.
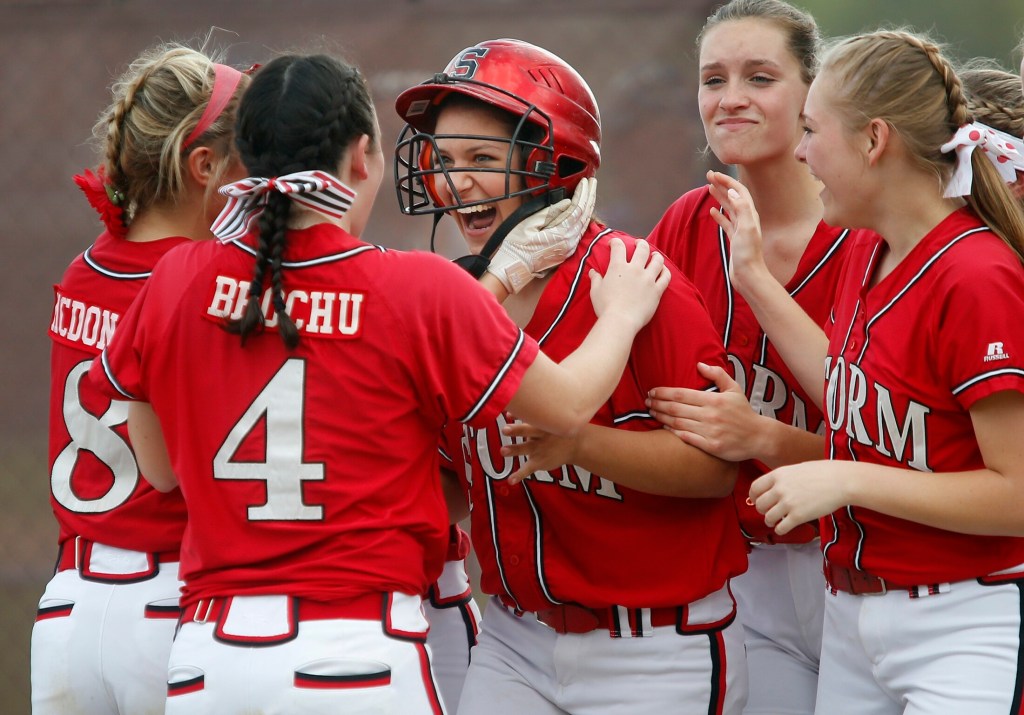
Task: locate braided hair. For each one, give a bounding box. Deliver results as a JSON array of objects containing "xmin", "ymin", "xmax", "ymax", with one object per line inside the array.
[
  {"xmin": 819, "ymin": 30, "xmax": 1024, "ymax": 261},
  {"xmin": 228, "ymin": 54, "xmax": 376, "ymax": 348},
  {"xmin": 94, "ymin": 44, "xmax": 242, "ymax": 227},
  {"xmin": 960, "ymin": 61, "xmax": 1024, "ymax": 140}
]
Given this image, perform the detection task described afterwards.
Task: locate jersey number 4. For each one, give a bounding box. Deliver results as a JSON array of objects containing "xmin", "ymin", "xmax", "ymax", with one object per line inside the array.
[{"xmin": 214, "ymin": 358, "xmax": 326, "ymax": 521}]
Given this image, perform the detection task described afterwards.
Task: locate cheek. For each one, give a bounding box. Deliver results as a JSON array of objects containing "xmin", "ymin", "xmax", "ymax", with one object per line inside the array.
[{"xmin": 697, "ymin": 91, "xmax": 717, "ymax": 127}]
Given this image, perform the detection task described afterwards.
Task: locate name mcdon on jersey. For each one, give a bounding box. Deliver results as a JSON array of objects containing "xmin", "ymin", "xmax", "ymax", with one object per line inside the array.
[{"xmin": 50, "ymin": 289, "xmax": 119, "ymax": 352}]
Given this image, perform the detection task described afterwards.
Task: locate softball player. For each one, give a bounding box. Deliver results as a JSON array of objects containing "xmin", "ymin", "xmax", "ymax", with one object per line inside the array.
[
  {"xmin": 32, "ymin": 45, "xmax": 248, "ymax": 715},
  {"xmin": 713, "ymin": 30, "xmax": 1024, "ymax": 714},
  {"xmin": 643, "ymin": 3, "xmax": 859, "ymax": 713},
  {"xmin": 88, "ymin": 52, "xmax": 668, "ymax": 715},
  {"xmin": 423, "ymin": 524, "xmax": 482, "ymax": 713},
  {"xmin": 396, "ymin": 39, "xmax": 749, "ymax": 715}
]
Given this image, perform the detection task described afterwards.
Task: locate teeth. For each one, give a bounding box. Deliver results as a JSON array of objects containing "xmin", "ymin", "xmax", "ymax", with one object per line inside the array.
[{"xmin": 457, "ymin": 204, "xmax": 493, "ymax": 214}]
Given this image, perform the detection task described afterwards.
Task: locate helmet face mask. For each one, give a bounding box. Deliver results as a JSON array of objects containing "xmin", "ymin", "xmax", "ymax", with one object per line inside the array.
[
  {"xmin": 395, "ymin": 40, "xmax": 601, "ymax": 218},
  {"xmin": 395, "ymin": 80, "xmax": 557, "ymax": 215}
]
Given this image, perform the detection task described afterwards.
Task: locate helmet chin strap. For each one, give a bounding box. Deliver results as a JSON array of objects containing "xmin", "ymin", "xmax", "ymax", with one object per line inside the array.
[{"xmin": 449, "ymin": 187, "xmax": 566, "ymax": 278}]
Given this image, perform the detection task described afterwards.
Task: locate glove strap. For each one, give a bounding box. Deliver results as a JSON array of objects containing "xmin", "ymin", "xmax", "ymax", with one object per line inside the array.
[{"xmin": 450, "ymin": 188, "xmax": 566, "ymax": 278}]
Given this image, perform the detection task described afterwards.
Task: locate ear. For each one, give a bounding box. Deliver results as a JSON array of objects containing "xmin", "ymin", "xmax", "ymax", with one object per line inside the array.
[
  {"xmin": 185, "ymin": 146, "xmax": 218, "ymax": 188},
  {"xmin": 864, "ymin": 118, "xmax": 890, "ymax": 166},
  {"xmin": 346, "ymin": 134, "xmax": 372, "ymax": 181}
]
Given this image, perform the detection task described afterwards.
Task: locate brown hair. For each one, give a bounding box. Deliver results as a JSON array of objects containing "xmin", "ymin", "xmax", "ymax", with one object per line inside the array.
[
  {"xmin": 819, "ymin": 30, "xmax": 1024, "ymax": 261},
  {"xmin": 228, "ymin": 53, "xmax": 377, "ymax": 348},
  {"xmin": 698, "ymin": 0, "xmax": 822, "ymax": 84},
  {"xmin": 93, "ymin": 43, "xmax": 246, "ymax": 225},
  {"xmin": 960, "ymin": 61, "xmax": 1024, "ymax": 138}
]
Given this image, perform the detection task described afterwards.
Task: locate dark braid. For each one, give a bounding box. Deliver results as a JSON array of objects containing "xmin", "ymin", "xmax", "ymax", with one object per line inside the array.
[{"xmin": 227, "ymin": 53, "xmax": 376, "ymax": 347}]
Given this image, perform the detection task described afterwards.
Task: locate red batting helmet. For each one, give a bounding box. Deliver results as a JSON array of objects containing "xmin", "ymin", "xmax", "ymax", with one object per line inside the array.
[{"xmin": 394, "ymin": 38, "xmax": 602, "ymax": 215}]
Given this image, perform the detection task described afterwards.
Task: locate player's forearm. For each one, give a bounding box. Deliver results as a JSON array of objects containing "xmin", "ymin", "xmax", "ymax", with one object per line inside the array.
[
  {"xmin": 737, "ymin": 271, "xmax": 828, "ymax": 408},
  {"xmin": 440, "ymin": 468, "xmax": 470, "ymax": 524},
  {"xmin": 842, "ymin": 462, "xmax": 1024, "ymax": 537},
  {"xmin": 574, "ymin": 425, "xmax": 737, "ymax": 498},
  {"xmin": 754, "ymin": 420, "xmax": 826, "ymax": 470}
]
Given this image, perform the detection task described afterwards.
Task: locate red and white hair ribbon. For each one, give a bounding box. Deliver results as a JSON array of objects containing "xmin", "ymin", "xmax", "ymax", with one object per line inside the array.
[
  {"xmin": 940, "ymin": 121, "xmax": 1024, "ymax": 198},
  {"xmin": 211, "ymin": 170, "xmax": 357, "ymax": 242}
]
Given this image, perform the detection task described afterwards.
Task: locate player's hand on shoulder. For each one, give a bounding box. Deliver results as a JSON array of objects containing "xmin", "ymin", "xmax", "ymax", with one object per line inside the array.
[
  {"xmin": 590, "ymin": 237, "xmax": 670, "ymax": 333},
  {"xmin": 486, "ymin": 177, "xmax": 598, "ymax": 294}
]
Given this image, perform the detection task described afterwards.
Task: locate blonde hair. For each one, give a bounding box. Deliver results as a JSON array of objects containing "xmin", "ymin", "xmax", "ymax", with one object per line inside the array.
[
  {"xmin": 93, "ymin": 43, "xmax": 245, "ymax": 224},
  {"xmin": 820, "ymin": 30, "xmax": 1024, "ymax": 261}
]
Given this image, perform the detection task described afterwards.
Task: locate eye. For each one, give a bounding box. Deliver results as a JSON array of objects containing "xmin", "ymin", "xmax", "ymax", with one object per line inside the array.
[
  {"xmin": 701, "ymin": 76, "xmax": 725, "ymax": 87},
  {"xmin": 801, "ymin": 125, "xmax": 814, "ymax": 135},
  {"xmin": 750, "ymin": 74, "xmax": 776, "ymax": 85}
]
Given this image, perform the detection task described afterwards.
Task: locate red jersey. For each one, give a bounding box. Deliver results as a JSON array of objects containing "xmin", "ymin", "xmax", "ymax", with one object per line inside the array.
[
  {"xmin": 89, "ymin": 224, "xmax": 538, "ymax": 606},
  {"xmin": 823, "ymin": 208, "xmax": 1024, "ymax": 584},
  {"xmin": 48, "ymin": 230, "xmax": 189, "ymax": 554},
  {"xmin": 450, "ymin": 225, "xmax": 748, "ymax": 613},
  {"xmin": 648, "ymin": 186, "xmax": 855, "ymax": 543}
]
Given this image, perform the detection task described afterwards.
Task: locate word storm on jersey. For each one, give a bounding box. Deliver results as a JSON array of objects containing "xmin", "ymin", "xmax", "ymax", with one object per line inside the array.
[
  {"xmin": 825, "ymin": 355, "xmax": 931, "ymax": 472},
  {"xmin": 460, "ymin": 415, "xmax": 623, "ymax": 501},
  {"xmin": 205, "ymin": 275, "xmax": 364, "ymax": 339}
]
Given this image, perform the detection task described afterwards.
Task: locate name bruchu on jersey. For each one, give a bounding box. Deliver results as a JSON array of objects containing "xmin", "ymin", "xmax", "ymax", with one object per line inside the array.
[
  {"xmin": 50, "ymin": 286, "xmax": 118, "ymax": 354},
  {"xmin": 204, "ymin": 275, "xmax": 364, "ymax": 339}
]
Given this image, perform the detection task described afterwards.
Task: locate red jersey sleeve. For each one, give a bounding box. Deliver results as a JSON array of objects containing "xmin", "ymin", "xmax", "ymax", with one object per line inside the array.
[{"xmin": 933, "ymin": 237, "xmax": 1024, "ymax": 409}]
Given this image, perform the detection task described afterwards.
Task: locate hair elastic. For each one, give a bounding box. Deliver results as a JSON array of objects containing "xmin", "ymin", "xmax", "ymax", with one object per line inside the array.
[
  {"xmin": 940, "ymin": 121, "xmax": 1024, "ymax": 198},
  {"xmin": 211, "ymin": 170, "xmax": 357, "ymax": 242},
  {"xmin": 182, "ymin": 64, "xmax": 244, "ymax": 150}
]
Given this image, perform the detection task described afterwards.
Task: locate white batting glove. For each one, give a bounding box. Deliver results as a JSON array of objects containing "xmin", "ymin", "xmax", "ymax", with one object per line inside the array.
[{"xmin": 486, "ymin": 177, "xmax": 597, "ymax": 294}]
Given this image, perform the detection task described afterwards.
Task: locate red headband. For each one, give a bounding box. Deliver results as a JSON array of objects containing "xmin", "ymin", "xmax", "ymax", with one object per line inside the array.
[{"xmin": 182, "ymin": 64, "xmax": 244, "ymax": 150}]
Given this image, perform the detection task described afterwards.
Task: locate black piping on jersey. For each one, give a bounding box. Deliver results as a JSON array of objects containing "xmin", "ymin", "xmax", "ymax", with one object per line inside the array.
[
  {"xmin": 853, "ymin": 227, "xmax": 987, "ymax": 365},
  {"xmin": 82, "ymin": 244, "xmax": 153, "ymax": 281},
  {"xmin": 536, "ymin": 228, "xmax": 613, "ymax": 347},
  {"xmin": 825, "ymin": 241, "xmax": 880, "ymax": 465},
  {"xmin": 460, "ymin": 330, "xmax": 527, "ymax": 424},
  {"xmin": 954, "ymin": 367, "xmax": 1024, "ymax": 395},
  {"xmin": 227, "ymin": 239, "xmax": 385, "ymax": 268},
  {"xmin": 788, "ymin": 228, "xmax": 851, "ymax": 299},
  {"xmin": 480, "ymin": 452, "xmax": 565, "ymax": 612},
  {"xmin": 522, "ymin": 480, "xmax": 563, "ymax": 606},
  {"xmin": 751, "ymin": 229, "xmax": 852, "ymax": 377},
  {"xmin": 716, "ymin": 225, "xmax": 734, "ymax": 348},
  {"xmin": 1010, "ymin": 583, "xmax": 1024, "ymax": 714},
  {"xmin": 827, "ymin": 227, "xmax": 988, "ymax": 573},
  {"xmin": 99, "ymin": 350, "xmax": 136, "ymax": 400},
  {"xmin": 437, "ymin": 444, "xmax": 452, "ymax": 464},
  {"xmin": 481, "ymin": 476, "xmax": 518, "ymax": 609}
]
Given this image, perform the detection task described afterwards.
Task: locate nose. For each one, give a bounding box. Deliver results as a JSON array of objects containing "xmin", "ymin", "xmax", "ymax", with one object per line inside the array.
[
  {"xmin": 435, "ymin": 165, "xmax": 476, "ymax": 206},
  {"xmin": 794, "ymin": 133, "xmax": 809, "ymax": 164},
  {"xmin": 719, "ymin": 83, "xmax": 749, "ymax": 111}
]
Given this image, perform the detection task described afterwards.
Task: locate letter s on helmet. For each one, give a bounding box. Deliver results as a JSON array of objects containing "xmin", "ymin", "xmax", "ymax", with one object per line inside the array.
[{"xmin": 394, "ymin": 38, "xmax": 602, "ymax": 216}]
